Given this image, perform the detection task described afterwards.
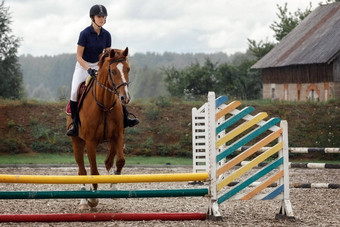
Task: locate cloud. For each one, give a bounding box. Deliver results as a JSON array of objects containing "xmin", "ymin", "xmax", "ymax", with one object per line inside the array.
[{"xmin": 6, "ymin": 0, "xmax": 322, "ymax": 56}]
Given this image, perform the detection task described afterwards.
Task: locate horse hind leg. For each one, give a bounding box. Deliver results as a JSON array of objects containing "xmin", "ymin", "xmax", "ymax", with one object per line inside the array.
[
  {"xmin": 104, "ymin": 143, "xmax": 118, "ymax": 190},
  {"xmin": 104, "ymin": 142, "xmax": 125, "ymax": 175},
  {"xmin": 104, "ymin": 142, "xmax": 115, "ymax": 173},
  {"xmin": 107, "ymin": 136, "xmax": 125, "ymax": 174},
  {"xmin": 106, "ymin": 139, "xmax": 125, "ymax": 192}
]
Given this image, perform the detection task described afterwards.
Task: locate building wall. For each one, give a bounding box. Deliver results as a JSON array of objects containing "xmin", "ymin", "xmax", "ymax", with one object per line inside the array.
[
  {"xmin": 335, "ymin": 82, "xmax": 340, "ymax": 98},
  {"xmin": 334, "ymin": 55, "xmax": 340, "ymax": 82},
  {"xmin": 263, "ymin": 82, "xmax": 340, "ymax": 101},
  {"xmin": 262, "ymin": 64, "xmax": 333, "ymax": 84}
]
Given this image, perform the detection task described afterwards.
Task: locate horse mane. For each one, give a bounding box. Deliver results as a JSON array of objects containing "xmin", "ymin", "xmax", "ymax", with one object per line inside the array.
[{"xmin": 98, "ymin": 49, "xmax": 111, "ymax": 69}]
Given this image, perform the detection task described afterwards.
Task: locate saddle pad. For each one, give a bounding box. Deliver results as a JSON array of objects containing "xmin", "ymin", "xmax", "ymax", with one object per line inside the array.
[
  {"xmin": 65, "ymin": 101, "xmax": 71, "ymax": 115},
  {"xmin": 65, "ymin": 80, "xmax": 90, "ymax": 115}
]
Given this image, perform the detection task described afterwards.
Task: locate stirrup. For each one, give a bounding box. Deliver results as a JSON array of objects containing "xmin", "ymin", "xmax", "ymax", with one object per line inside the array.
[
  {"xmin": 126, "ymin": 113, "xmax": 139, "ymax": 127},
  {"xmin": 66, "ymin": 122, "xmax": 78, "ymax": 136},
  {"xmin": 128, "ymin": 112, "xmax": 137, "ymax": 119}
]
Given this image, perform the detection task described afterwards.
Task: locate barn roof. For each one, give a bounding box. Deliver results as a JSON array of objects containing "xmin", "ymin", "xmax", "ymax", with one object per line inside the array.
[{"xmin": 252, "ymin": 3, "xmax": 340, "ymax": 69}]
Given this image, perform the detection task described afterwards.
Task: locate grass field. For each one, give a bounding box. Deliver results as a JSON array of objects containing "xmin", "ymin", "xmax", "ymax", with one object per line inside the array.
[{"xmin": 0, "ymin": 153, "xmax": 193, "ymax": 165}]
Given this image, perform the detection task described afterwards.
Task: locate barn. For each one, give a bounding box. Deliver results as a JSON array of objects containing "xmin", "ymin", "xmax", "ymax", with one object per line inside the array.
[{"xmin": 252, "ymin": 2, "xmax": 340, "ymax": 101}]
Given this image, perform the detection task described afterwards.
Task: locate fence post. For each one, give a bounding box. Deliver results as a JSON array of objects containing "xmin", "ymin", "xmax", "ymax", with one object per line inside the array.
[
  {"xmin": 276, "ymin": 120, "xmax": 294, "ymax": 219},
  {"xmin": 206, "ymin": 92, "xmax": 221, "ymax": 219}
]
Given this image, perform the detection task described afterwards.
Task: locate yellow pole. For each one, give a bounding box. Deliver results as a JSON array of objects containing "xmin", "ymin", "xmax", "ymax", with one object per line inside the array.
[{"xmin": 0, "ymin": 173, "xmax": 209, "ymax": 184}]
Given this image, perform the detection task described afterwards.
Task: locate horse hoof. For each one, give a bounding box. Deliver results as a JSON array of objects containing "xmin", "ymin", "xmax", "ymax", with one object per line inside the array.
[
  {"xmin": 87, "ymin": 198, "xmax": 99, "ymax": 208},
  {"xmin": 79, "ymin": 203, "xmax": 90, "ymax": 210}
]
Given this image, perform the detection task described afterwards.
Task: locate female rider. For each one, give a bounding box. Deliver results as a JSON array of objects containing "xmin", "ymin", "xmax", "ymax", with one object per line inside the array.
[{"xmin": 67, "ymin": 4, "xmax": 139, "ymax": 136}]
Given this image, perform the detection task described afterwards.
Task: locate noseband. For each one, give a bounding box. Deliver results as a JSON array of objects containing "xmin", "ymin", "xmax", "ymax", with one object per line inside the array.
[{"xmin": 92, "ymin": 57, "xmax": 129, "ymax": 112}]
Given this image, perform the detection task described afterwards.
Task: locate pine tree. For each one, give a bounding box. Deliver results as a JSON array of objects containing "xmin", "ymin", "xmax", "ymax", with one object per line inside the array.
[{"xmin": 0, "ymin": 0, "xmax": 23, "ymax": 99}]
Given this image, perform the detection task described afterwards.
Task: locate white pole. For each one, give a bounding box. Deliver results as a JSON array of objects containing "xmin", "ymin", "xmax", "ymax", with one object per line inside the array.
[
  {"xmin": 192, "ymin": 107, "xmax": 198, "ymax": 173},
  {"xmin": 207, "ymin": 92, "xmax": 221, "ymax": 219},
  {"xmin": 277, "ymin": 120, "xmax": 294, "ymax": 219}
]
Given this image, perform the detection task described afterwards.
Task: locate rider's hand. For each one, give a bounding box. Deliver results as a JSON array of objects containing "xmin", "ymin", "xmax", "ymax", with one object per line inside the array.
[{"xmin": 87, "ymin": 68, "xmax": 97, "ymax": 77}]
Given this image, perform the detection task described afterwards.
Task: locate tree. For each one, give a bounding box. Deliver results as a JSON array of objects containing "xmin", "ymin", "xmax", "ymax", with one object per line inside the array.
[
  {"xmin": 270, "ymin": 3, "xmax": 312, "ymax": 41},
  {"xmin": 248, "ymin": 2, "xmax": 313, "ymax": 60},
  {"xmin": 247, "ymin": 39, "xmax": 276, "ymax": 61},
  {"xmin": 164, "ymin": 59, "xmax": 219, "ymax": 98},
  {"xmin": 163, "ymin": 57, "xmax": 262, "ymax": 100},
  {"xmin": 233, "ymin": 60, "xmax": 262, "ymax": 100},
  {"xmin": 0, "ymin": 0, "xmax": 23, "ymax": 99}
]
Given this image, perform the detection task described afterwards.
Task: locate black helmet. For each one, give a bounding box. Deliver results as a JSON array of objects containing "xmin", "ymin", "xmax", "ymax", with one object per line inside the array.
[{"xmin": 89, "ymin": 5, "xmax": 108, "ymax": 17}]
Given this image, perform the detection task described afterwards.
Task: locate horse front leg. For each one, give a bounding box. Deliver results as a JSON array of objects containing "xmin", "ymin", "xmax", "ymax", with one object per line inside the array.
[
  {"xmin": 85, "ymin": 140, "xmax": 100, "ymax": 208},
  {"xmin": 71, "ymin": 137, "xmax": 88, "ymax": 210},
  {"xmin": 115, "ymin": 134, "xmax": 125, "ymax": 175}
]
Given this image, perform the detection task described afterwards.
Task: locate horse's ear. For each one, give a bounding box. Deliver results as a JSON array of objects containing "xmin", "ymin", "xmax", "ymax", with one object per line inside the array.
[
  {"xmin": 110, "ymin": 49, "xmax": 116, "ymax": 58},
  {"xmin": 123, "ymin": 47, "xmax": 128, "ymax": 57}
]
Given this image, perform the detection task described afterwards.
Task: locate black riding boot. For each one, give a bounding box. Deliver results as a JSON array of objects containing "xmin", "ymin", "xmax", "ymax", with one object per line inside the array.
[
  {"xmin": 123, "ymin": 105, "xmax": 139, "ymax": 128},
  {"xmin": 66, "ymin": 101, "xmax": 79, "ymax": 136}
]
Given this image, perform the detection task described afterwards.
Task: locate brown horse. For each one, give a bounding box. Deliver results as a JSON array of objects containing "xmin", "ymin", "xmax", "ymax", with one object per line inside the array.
[{"xmin": 66, "ymin": 47, "xmax": 130, "ymax": 209}]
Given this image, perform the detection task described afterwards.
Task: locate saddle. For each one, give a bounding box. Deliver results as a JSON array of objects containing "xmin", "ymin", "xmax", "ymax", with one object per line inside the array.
[{"xmin": 66, "ymin": 76, "xmax": 94, "ymax": 115}]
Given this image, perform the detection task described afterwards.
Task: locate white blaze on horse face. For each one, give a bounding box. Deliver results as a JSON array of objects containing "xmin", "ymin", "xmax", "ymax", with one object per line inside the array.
[{"xmin": 117, "ymin": 63, "xmax": 130, "ymax": 101}]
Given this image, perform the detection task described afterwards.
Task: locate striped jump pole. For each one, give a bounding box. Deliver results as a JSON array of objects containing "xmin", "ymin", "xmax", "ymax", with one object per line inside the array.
[
  {"xmin": 290, "ymin": 183, "xmax": 340, "ymax": 189},
  {"xmin": 236, "ymin": 161, "xmax": 340, "ymax": 169},
  {"xmin": 223, "ymin": 181, "xmax": 340, "ymax": 189},
  {"xmin": 239, "ymin": 146, "xmax": 340, "ymax": 154},
  {"xmin": 289, "ymin": 147, "xmax": 340, "ymax": 154}
]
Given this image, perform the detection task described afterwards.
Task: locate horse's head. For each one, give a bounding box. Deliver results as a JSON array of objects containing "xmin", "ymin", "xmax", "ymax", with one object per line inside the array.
[{"xmin": 98, "ymin": 47, "xmax": 131, "ymax": 104}]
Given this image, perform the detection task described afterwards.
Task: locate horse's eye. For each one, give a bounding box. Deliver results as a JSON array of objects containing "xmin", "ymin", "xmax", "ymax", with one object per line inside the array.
[{"xmin": 110, "ymin": 68, "xmax": 117, "ymax": 75}]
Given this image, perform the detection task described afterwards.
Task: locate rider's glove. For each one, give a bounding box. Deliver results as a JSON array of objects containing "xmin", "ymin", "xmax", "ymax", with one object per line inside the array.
[{"xmin": 87, "ymin": 68, "xmax": 97, "ymax": 77}]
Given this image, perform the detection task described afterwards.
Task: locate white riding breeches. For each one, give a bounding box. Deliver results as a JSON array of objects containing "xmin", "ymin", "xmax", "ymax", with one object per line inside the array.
[{"xmin": 70, "ymin": 61, "xmax": 98, "ymax": 102}]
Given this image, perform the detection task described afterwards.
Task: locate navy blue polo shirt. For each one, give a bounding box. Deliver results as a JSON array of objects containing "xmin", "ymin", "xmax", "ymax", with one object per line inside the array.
[{"xmin": 77, "ymin": 25, "xmax": 111, "ymax": 63}]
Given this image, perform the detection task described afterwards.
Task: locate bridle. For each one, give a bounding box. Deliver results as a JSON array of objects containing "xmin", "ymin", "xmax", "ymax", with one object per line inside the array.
[
  {"xmin": 90, "ymin": 57, "xmax": 130, "ymax": 140},
  {"xmin": 92, "ymin": 57, "xmax": 129, "ymax": 112}
]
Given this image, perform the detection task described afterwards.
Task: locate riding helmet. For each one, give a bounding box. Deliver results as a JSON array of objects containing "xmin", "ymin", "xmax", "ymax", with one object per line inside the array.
[{"xmin": 89, "ymin": 5, "xmax": 108, "ymax": 17}]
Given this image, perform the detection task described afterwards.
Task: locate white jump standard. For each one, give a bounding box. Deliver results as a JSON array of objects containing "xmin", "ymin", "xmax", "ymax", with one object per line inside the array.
[{"xmin": 192, "ymin": 92, "xmax": 294, "ymax": 219}]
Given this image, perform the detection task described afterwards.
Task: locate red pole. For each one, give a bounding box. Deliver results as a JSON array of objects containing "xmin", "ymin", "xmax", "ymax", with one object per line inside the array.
[{"xmin": 0, "ymin": 213, "xmax": 207, "ymax": 222}]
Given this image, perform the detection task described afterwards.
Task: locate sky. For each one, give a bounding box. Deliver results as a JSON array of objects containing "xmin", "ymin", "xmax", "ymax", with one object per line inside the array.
[{"xmin": 5, "ymin": 0, "xmax": 325, "ymax": 57}]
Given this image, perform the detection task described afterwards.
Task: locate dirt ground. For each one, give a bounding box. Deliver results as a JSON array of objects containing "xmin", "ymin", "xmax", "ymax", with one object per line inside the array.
[{"xmin": 0, "ymin": 166, "xmax": 339, "ymax": 227}]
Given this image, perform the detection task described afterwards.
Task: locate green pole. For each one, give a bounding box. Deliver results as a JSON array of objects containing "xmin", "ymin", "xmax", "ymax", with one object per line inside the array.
[{"xmin": 0, "ymin": 188, "xmax": 208, "ymax": 199}]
